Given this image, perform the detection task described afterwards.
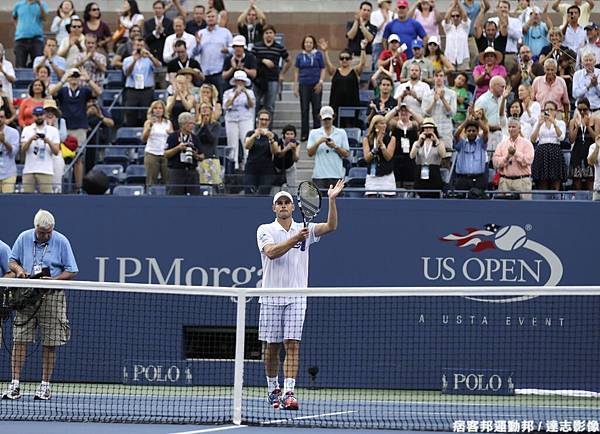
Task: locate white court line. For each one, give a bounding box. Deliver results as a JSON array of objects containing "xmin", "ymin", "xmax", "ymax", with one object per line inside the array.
[
  {"xmin": 262, "ymin": 410, "xmax": 357, "ymax": 425},
  {"xmin": 169, "ymin": 425, "xmax": 247, "ymax": 434}
]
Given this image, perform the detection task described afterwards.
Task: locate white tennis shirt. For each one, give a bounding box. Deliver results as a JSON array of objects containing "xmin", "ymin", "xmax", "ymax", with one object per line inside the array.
[{"xmin": 257, "ymin": 219, "xmax": 320, "ymax": 305}]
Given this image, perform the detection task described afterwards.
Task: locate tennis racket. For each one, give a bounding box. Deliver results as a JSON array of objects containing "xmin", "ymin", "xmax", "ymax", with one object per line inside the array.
[{"xmin": 297, "ymin": 181, "xmax": 322, "ymax": 252}]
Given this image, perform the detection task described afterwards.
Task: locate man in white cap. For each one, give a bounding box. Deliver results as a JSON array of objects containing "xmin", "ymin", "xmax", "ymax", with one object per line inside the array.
[
  {"xmin": 307, "ymin": 106, "xmax": 350, "ymax": 190},
  {"xmin": 256, "ymin": 180, "xmax": 344, "ymax": 411},
  {"xmin": 222, "ymin": 35, "xmax": 257, "ymax": 90}
]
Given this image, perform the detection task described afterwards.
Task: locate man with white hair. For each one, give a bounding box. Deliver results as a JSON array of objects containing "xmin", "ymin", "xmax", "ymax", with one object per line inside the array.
[
  {"xmin": 475, "ymin": 75, "xmax": 505, "ymax": 151},
  {"xmin": 532, "ymin": 58, "xmax": 570, "ymax": 119},
  {"xmin": 2, "ymin": 209, "xmax": 78, "ymax": 401},
  {"xmin": 573, "ymin": 50, "xmax": 600, "ymax": 112},
  {"xmin": 493, "ymin": 117, "xmax": 535, "ymax": 200}
]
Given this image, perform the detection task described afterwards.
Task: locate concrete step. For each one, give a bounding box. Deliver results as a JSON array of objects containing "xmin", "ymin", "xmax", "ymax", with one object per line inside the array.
[
  {"xmin": 281, "ymin": 81, "xmax": 331, "ymax": 91},
  {"xmin": 279, "ymin": 90, "xmax": 331, "ymax": 103}
]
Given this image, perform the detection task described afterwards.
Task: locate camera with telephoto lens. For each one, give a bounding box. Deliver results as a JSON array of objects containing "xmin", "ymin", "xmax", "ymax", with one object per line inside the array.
[
  {"xmin": 543, "ymin": 110, "xmax": 549, "ymax": 117},
  {"xmin": 180, "ymin": 143, "xmax": 194, "ymax": 164},
  {"xmin": 37, "ymin": 133, "xmax": 45, "ymax": 139}
]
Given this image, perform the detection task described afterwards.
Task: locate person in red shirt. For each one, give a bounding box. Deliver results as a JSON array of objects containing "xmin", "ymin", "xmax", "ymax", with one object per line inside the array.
[{"xmin": 377, "ymin": 33, "xmax": 407, "ymax": 82}]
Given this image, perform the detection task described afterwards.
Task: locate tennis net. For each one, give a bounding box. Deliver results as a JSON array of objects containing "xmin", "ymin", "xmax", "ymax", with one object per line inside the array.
[{"xmin": 0, "ymin": 279, "xmax": 599, "ymax": 431}]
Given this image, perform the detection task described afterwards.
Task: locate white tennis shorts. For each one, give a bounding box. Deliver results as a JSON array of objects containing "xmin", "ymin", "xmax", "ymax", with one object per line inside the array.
[{"xmin": 258, "ymin": 302, "xmax": 307, "ymax": 343}]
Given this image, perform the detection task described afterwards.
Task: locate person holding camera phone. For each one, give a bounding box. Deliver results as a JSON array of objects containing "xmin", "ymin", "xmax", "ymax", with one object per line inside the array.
[
  {"xmin": 164, "ymin": 111, "xmax": 203, "ymax": 195},
  {"xmin": 244, "ymin": 109, "xmax": 279, "ymax": 194},
  {"xmin": 122, "ymin": 37, "xmax": 162, "ymax": 127},
  {"xmin": 530, "ymin": 100, "xmax": 567, "ymax": 191},
  {"xmin": 410, "ymin": 117, "xmax": 446, "ymax": 198},
  {"xmin": 2, "ymin": 210, "xmax": 78, "ymax": 401},
  {"xmin": 20, "ymin": 106, "xmax": 60, "ymax": 194},
  {"xmin": 395, "ymin": 63, "xmax": 429, "ymax": 116},
  {"xmin": 363, "ymin": 114, "xmax": 397, "ymax": 197},
  {"xmin": 273, "ymin": 125, "xmax": 301, "ymax": 190},
  {"xmin": 142, "ymin": 100, "xmax": 172, "ymax": 187}
]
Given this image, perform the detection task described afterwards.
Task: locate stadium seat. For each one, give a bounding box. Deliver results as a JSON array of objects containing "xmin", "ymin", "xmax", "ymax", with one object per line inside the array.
[
  {"xmin": 114, "ymin": 127, "xmax": 143, "ymax": 147},
  {"xmin": 125, "ymin": 164, "xmax": 147, "ymax": 184},
  {"xmin": 351, "ymin": 148, "xmax": 364, "ymax": 165},
  {"xmin": 344, "ymin": 187, "xmax": 365, "ymax": 198},
  {"xmin": 105, "ymin": 70, "xmax": 124, "ymax": 89},
  {"xmin": 103, "ymin": 146, "xmax": 132, "ymax": 166},
  {"xmin": 154, "ymin": 90, "xmax": 168, "ymax": 101},
  {"xmin": 102, "ymin": 89, "xmax": 122, "ymax": 107},
  {"xmin": 113, "ymin": 185, "xmax": 145, "ymax": 196},
  {"xmin": 274, "ymin": 33, "xmax": 285, "ymax": 46},
  {"xmin": 348, "ymin": 167, "xmax": 368, "ymax": 179},
  {"xmin": 148, "ymin": 184, "xmax": 167, "ymax": 195},
  {"xmin": 14, "ymin": 68, "xmax": 35, "ymax": 88},
  {"xmin": 337, "ymin": 106, "xmax": 367, "ymax": 129},
  {"xmin": 92, "ymin": 164, "xmax": 125, "ymax": 183},
  {"xmin": 440, "ymin": 168, "xmax": 451, "ymax": 184},
  {"xmin": 344, "ymin": 128, "xmax": 362, "ymax": 148},
  {"xmin": 359, "ymin": 90, "xmax": 374, "ymax": 106}
]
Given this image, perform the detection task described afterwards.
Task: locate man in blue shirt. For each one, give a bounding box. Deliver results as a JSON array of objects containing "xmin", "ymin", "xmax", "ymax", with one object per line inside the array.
[
  {"xmin": 453, "ymin": 116, "xmax": 489, "ymax": 194},
  {"xmin": 122, "ymin": 37, "xmax": 162, "ymax": 127},
  {"xmin": 2, "ymin": 210, "xmax": 78, "ymax": 401},
  {"xmin": 13, "ymin": 0, "xmax": 48, "ymax": 68},
  {"xmin": 382, "ymin": 0, "xmax": 427, "ymax": 59}
]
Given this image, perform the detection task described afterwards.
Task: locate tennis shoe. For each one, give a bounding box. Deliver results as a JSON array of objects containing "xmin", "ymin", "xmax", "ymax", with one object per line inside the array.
[
  {"xmin": 1, "ymin": 383, "xmax": 21, "ymax": 400},
  {"xmin": 34, "ymin": 383, "xmax": 51, "ymax": 401},
  {"xmin": 281, "ymin": 391, "xmax": 299, "ymax": 410},
  {"xmin": 268, "ymin": 388, "xmax": 282, "ymax": 409}
]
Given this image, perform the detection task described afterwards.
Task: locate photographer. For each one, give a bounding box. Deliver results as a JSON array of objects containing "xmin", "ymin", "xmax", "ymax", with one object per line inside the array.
[
  {"xmin": 362, "ymin": 114, "xmax": 397, "ymax": 197},
  {"xmin": 2, "ymin": 210, "xmax": 78, "ymax": 401},
  {"xmin": 409, "ymin": 117, "xmax": 446, "ymax": 198},
  {"xmin": 122, "ymin": 37, "xmax": 162, "ymax": 127},
  {"xmin": 164, "ymin": 111, "xmax": 203, "ymax": 195},
  {"xmin": 244, "ymin": 109, "xmax": 279, "ymax": 195},
  {"xmin": 273, "ymin": 125, "xmax": 301, "ymax": 190},
  {"xmin": 20, "ymin": 107, "xmax": 60, "ymax": 194}
]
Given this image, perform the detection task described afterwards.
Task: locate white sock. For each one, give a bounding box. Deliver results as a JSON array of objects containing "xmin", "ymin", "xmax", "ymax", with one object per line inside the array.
[
  {"xmin": 41, "ymin": 381, "xmax": 50, "ymax": 388},
  {"xmin": 266, "ymin": 376, "xmax": 279, "ymax": 393},
  {"xmin": 11, "ymin": 379, "xmax": 19, "ymax": 388},
  {"xmin": 284, "ymin": 378, "xmax": 295, "ymax": 393}
]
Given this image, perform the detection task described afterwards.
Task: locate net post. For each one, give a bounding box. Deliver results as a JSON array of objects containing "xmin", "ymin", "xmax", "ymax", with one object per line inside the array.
[{"xmin": 232, "ymin": 291, "xmax": 247, "ymax": 425}]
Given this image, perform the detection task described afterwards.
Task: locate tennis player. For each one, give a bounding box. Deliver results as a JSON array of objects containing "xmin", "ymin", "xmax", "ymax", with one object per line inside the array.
[{"xmin": 256, "ymin": 180, "xmax": 344, "ymax": 410}]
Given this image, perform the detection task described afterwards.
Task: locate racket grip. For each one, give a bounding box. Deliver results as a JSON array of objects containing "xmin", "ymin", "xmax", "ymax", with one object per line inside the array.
[{"xmin": 300, "ymin": 240, "xmax": 306, "ymax": 251}]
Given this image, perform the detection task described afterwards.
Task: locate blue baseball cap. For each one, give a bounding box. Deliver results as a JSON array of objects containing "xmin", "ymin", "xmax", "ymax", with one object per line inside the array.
[
  {"xmin": 412, "ymin": 39, "xmax": 424, "ymax": 49},
  {"xmin": 32, "ymin": 106, "xmax": 45, "ymax": 116}
]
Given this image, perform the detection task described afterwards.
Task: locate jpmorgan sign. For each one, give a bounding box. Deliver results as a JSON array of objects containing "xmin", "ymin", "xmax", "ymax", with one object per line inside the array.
[{"xmin": 422, "ymin": 224, "xmax": 563, "ymax": 303}]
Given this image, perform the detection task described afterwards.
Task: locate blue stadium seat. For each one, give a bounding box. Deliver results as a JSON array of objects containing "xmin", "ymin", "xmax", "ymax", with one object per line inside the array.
[
  {"xmin": 440, "ymin": 168, "xmax": 451, "ymax": 184},
  {"xmin": 337, "ymin": 106, "xmax": 367, "ymax": 129},
  {"xmin": 148, "ymin": 184, "xmax": 167, "ymax": 195},
  {"xmin": 113, "ymin": 185, "xmax": 145, "ymax": 196},
  {"xmin": 14, "ymin": 68, "xmax": 35, "ymax": 88},
  {"xmin": 105, "ymin": 70, "xmax": 124, "ymax": 89},
  {"xmin": 125, "ymin": 164, "xmax": 147, "ymax": 184},
  {"xmin": 92, "ymin": 164, "xmax": 125, "ymax": 183},
  {"xmin": 351, "ymin": 148, "xmax": 364, "ymax": 165},
  {"xmin": 344, "ymin": 128, "xmax": 362, "ymax": 148},
  {"xmin": 359, "ymin": 90, "xmax": 374, "ymax": 106},
  {"xmin": 348, "ymin": 167, "xmax": 368, "ymax": 179},
  {"xmin": 103, "ymin": 146, "xmax": 132, "ymax": 166},
  {"xmin": 114, "ymin": 127, "xmax": 143, "ymax": 147},
  {"xmin": 274, "ymin": 33, "xmax": 285, "ymax": 46},
  {"xmin": 102, "ymin": 89, "xmax": 122, "ymax": 107},
  {"xmin": 154, "ymin": 90, "xmax": 168, "ymax": 101}
]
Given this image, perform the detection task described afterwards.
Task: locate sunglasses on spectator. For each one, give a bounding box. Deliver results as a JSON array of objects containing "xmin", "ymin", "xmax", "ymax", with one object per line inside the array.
[
  {"xmin": 340, "ymin": 56, "xmax": 351, "ymax": 60},
  {"xmin": 91, "ymin": 7, "xmax": 100, "ymax": 11},
  {"xmin": 259, "ymin": 117, "xmax": 270, "ymax": 121},
  {"xmin": 71, "ymin": 25, "xmax": 82, "ymax": 28},
  {"xmin": 451, "ymin": 14, "xmax": 460, "ymax": 17}
]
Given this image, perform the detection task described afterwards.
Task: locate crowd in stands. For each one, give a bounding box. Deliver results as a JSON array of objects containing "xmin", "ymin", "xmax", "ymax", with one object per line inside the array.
[{"xmin": 0, "ymin": 0, "xmax": 599, "ymax": 199}]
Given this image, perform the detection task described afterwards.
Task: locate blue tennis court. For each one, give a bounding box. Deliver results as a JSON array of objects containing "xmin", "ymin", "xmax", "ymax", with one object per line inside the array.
[{"xmin": 1, "ymin": 387, "xmax": 599, "ymax": 432}]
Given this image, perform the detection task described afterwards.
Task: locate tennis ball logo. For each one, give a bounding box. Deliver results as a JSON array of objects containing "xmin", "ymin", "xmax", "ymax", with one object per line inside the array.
[{"xmin": 494, "ymin": 225, "xmax": 527, "ymax": 252}]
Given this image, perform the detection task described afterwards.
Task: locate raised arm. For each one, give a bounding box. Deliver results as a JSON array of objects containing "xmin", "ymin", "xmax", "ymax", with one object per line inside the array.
[
  {"xmin": 318, "ymin": 39, "xmax": 336, "ymax": 77},
  {"xmin": 314, "ymin": 180, "xmax": 345, "ymax": 237}
]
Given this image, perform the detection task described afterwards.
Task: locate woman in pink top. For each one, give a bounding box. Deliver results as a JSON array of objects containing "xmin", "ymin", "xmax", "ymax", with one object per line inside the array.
[
  {"xmin": 473, "ymin": 47, "xmax": 507, "ymax": 101},
  {"xmin": 410, "ymin": 0, "xmax": 442, "ymax": 38}
]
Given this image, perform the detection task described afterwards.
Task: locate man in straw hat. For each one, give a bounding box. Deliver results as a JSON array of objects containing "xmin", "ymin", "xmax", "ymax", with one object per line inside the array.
[{"xmin": 473, "ymin": 47, "xmax": 507, "ymax": 101}]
